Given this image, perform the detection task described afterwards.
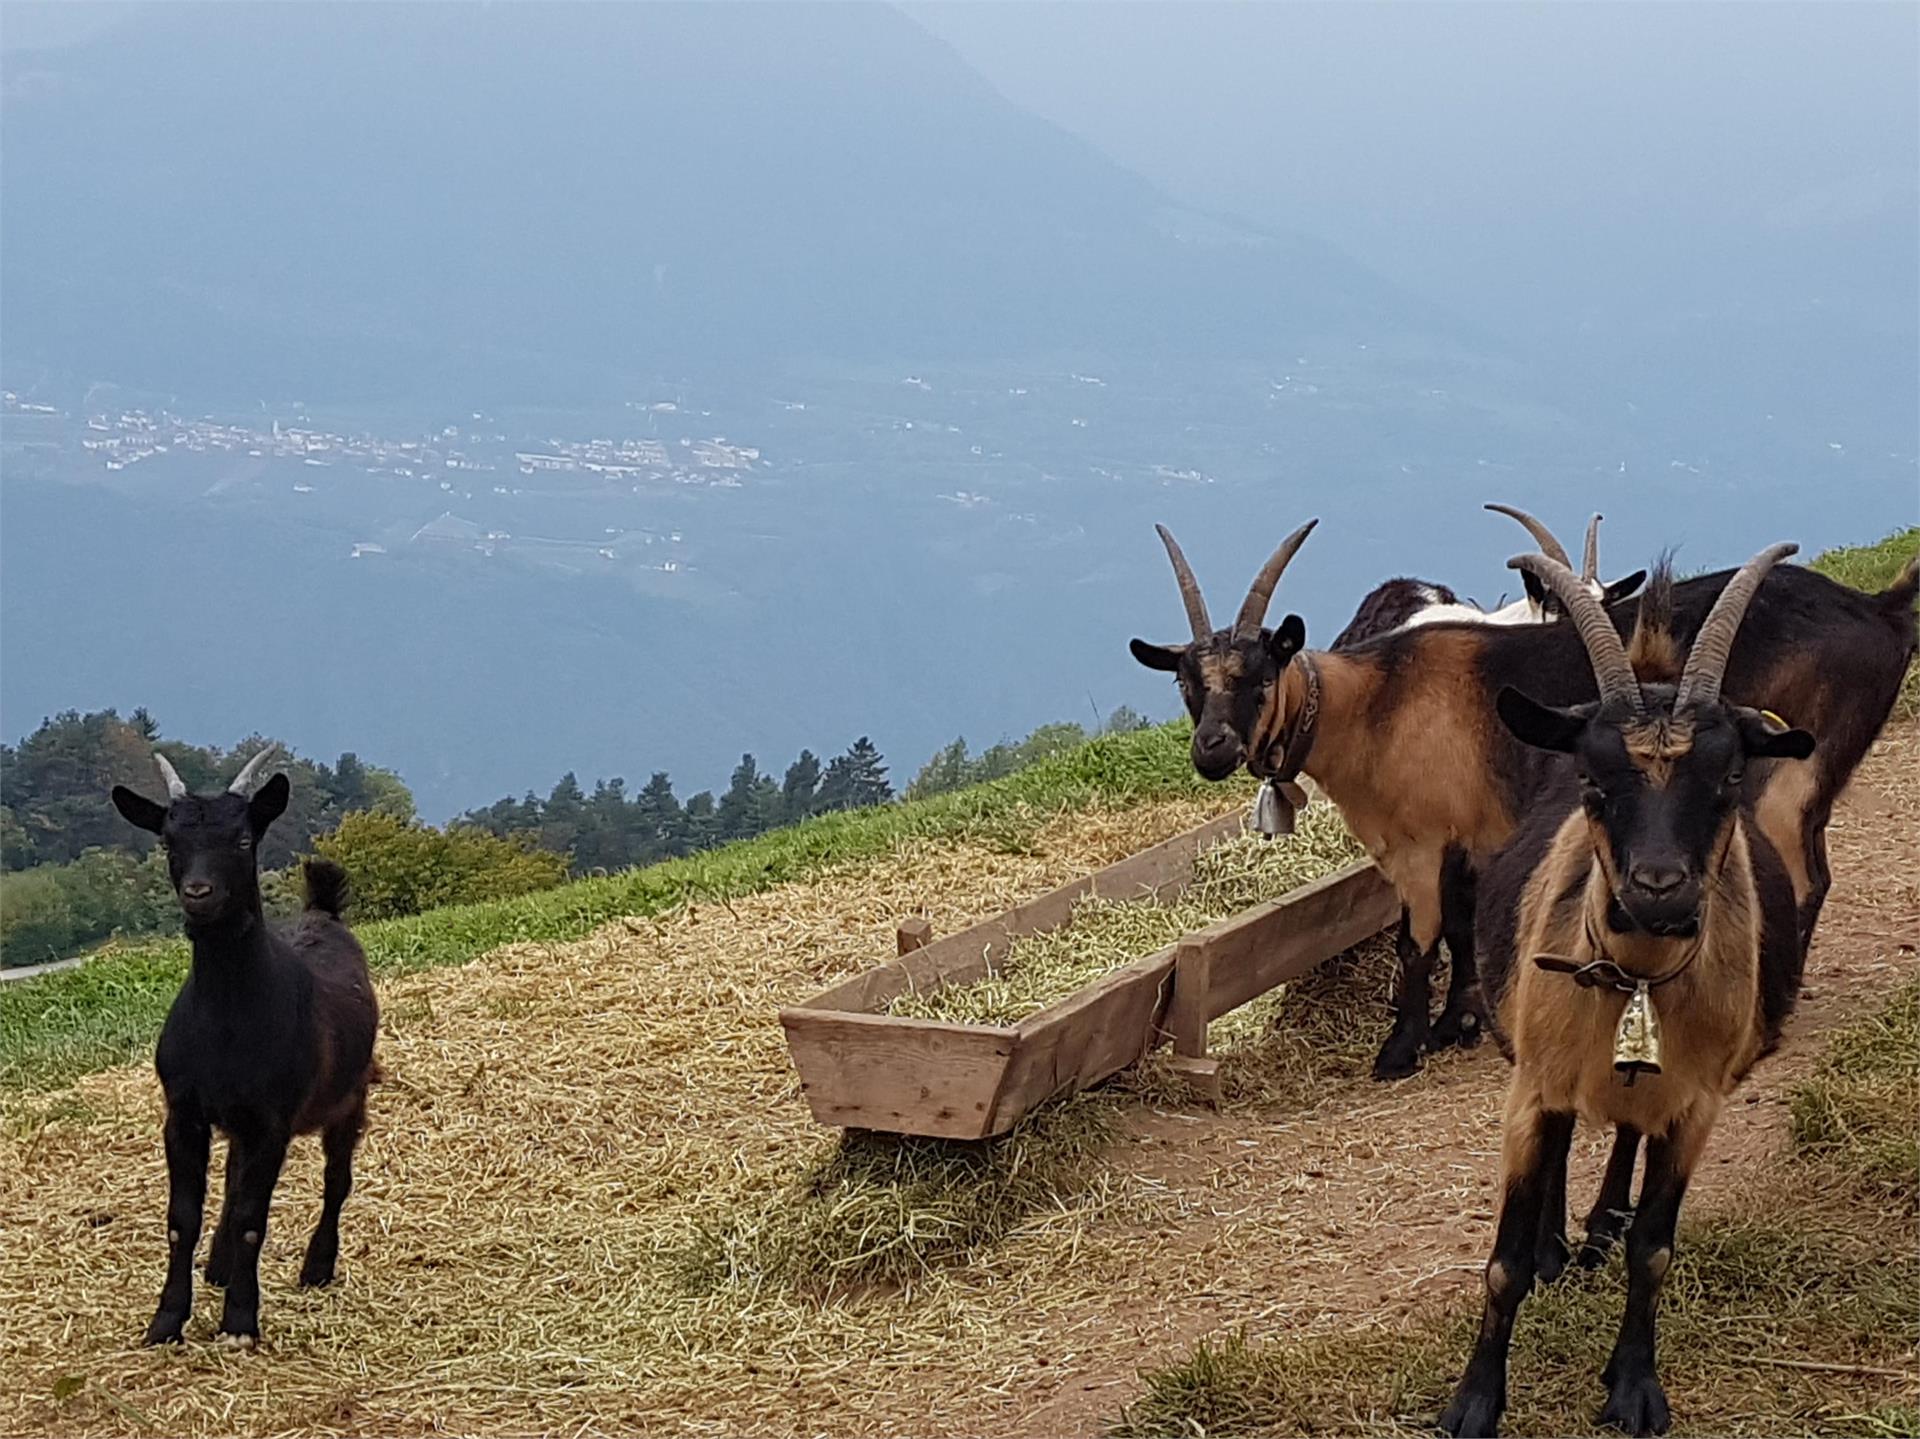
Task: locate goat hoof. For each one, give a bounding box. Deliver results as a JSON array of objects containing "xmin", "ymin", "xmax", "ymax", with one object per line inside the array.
[
  {"xmin": 216, "ymin": 1309, "xmax": 260, "ymax": 1348},
  {"xmin": 1535, "ymin": 1238, "xmax": 1570, "ymax": 1286},
  {"xmin": 1439, "ymin": 1384, "xmax": 1503, "ymax": 1437},
  {"xmin": 1432, "ymin": 1009, "xmax": 1484, "ymax": 1051},
  {"xmin": 1371, "ymin": 1046, "xmax": 1425, "ymax": 1082},
  {"xmin": 1579, "ymin": 1213, "xmax": 1632, "ymax": 1270},
  {"xmin": 143, "ymin": 1311, "xmax": 188, "ymax": 1346},
  {"xmin": 1599, "ymin": 1372, "xmax": 1670, "ymax": 1436},
  {"xmin": 298, "ymin": 1256, "xmax": 336, "ymax": 1289}
]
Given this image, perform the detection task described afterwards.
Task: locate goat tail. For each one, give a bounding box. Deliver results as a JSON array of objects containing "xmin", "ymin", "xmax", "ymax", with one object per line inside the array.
[
  {"xmin": 302, "ymin": 858, "xmax": 352, "ymax": 919},
  {"xmin": 1877, "ymin": 549, "xmax": 1920, "ymax": 618}
]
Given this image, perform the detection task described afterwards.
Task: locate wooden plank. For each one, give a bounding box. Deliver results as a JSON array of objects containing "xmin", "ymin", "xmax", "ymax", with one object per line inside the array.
[
  {"xmin": 896, "ymin": 916, "xmax": 933, "ymax": 955},
  {"xmin": 1192, "ymin": 861, "xmax": 1398, "ymax": 1020},
  {"xmin": 1166, "ymin": 939, "xmax": 1211, "ymax": 1058},
  {"xmin": 797, "ymin": 809, "xmax": 1246, "ymax": 1015},
  {"xmin": 778, "ymin": 1007, "xmax": 1015, "ymax": 1140},
  {"xmin": 1166, "ymin": 1055, "xmax": 1222, "ymax": 1107},
  {"xmin": 988, "ymin": 946, "xmax": 1178, "ymax": 1133}
]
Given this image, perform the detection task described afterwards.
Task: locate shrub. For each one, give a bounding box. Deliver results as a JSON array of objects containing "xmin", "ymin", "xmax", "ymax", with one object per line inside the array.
[
  {"xmin": 315, "ymin": 811, "xmax": 570, "ymax": 921},
  {"xmin": 0, "ymin": 869, "xmax": 76, "ymax": 968}
]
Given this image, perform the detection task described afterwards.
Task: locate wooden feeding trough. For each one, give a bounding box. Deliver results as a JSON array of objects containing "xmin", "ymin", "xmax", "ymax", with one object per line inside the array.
[{"xmin": 779, "ymin": 811, "xmax": 1399, "ymax": 1139}]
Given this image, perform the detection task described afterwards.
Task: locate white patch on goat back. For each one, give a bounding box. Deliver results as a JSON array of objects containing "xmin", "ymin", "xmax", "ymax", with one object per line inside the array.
[{"xmin": 1405, "ymin": 601, "xmax": 1492, "ymax": 629}]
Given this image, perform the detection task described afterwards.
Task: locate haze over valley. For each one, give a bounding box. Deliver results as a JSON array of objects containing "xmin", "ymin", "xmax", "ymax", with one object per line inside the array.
[{"xmin": 4, "ymin": 1, "xmax": 1913, "ymax": 818}]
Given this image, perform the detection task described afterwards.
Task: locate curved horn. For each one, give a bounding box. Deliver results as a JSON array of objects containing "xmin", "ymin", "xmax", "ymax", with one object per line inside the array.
[
  {"xmin": 1485, "ymin": 503, "xmax": 1573, "ymax": 570},
  {"xmin": 1510, "ymin": 553, "xmax": 1641, "ymax": 712},
  {"xmin": 227, "ymin": 743, "xmax": 281, "ymax": 796},
  {"xmin": 1154, "ymin": 525, "xmax": 1214, "ymax": 644},
  {"xmin": 1582, "ymin": 514, "xmax": 1603, "ymax": 583},
  {"xmin": 1674, "ymin": 543, "xmax": 1797, "ymax": 713},
  {"xmin": 1233, "ymin": 518, "xmax": 1318, "ymax": 637},
  {"xmin": 153, "ymin": 752, "xmax": 189, "ymax": 801}
]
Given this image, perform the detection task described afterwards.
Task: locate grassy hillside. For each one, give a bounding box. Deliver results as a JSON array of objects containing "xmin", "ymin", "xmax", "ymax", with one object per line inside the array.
[
  {"xmin": 0, "ymin": 723, "xmax": 1229, "ymax": 1091},
  {"xmin": 1809, "ymin": 525, "xmax": 1920, "ymax": 718},
  {"xmin": 4, "ymin": 529, "xmax": 1911, "ymax": 1095}
]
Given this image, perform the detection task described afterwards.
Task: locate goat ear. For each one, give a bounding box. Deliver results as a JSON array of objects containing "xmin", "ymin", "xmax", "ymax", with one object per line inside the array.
[
  {"xmin": 1732, "ymin": 708, "xmax": 1816, "ymax": 761},
  {"xmin": 1520, "ymin": 569, "xmax": 1548, "ymax": 608},
  {"xmin": 112, "ymin": 785, "xmax": 169, "ymax": 834},
  {"xmin": 248, "ymin": 772, "xmax": 291, "ymax": 832},
  {"xmin": 1129, "ymin": 638, "xmax": 1186, "ymax": 672},
  {"xmin": 1602, "ymin": 570, "xmax": 1648, "ymax": 606},
  {"xmin": 1267, "ymin": 613, "xmax": 1306, "ymax": 664},
  {"xmin": 1495, "ymin": 686, "xmax": 1588, "ymax": 753}
]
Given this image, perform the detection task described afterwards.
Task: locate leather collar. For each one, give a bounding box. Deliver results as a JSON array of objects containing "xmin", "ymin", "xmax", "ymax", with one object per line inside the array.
[
  {"xmin": 1257, "ymin": 652, "xmax": 1321, "ymax": 783},
  {"xmin": 1532, "ymin": 911, "xmax": 1702, "ymax": 992}
]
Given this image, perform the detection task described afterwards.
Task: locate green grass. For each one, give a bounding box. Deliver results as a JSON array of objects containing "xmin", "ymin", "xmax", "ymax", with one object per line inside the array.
[
  {"xmin": 1114, "ymin": 979, "xmax": 1920, "ymax": 1438},
  {"xmin": 1790, "ymin": 975, "xmax": 1919, "ymax": 1204},
  {"xmin": 1810, "ymin": 526, "xmax": 1920, "ymax": 718},
  {"xmin": 1, "ymin": 723, "xmax": 1226, "ymax": 1093}
]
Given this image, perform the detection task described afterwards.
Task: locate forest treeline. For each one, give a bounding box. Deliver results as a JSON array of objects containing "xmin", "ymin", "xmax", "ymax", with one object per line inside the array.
[{"xmin": 0, "ymin": 705, "xmax": 1151, "ymax": 966}]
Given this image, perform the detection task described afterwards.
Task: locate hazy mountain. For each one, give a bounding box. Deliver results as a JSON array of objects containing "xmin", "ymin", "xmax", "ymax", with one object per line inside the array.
[
  {"xmin": 2, "ymin": 1, "xmax": 1450, "ymax": 407},
  {"xmin": 2, "ymin": 3, "xmax": 1910, "ymax": 822}
]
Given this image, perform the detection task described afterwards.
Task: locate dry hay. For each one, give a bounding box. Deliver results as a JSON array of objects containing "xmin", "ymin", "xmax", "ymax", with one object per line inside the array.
[
  {"xmin": 887, "ymin": 805, "xmax": 1365, "ymax": 1025},
  {"xmin": 0, "ymin": 794, "xmax": 1285, "ymax": 1437}
]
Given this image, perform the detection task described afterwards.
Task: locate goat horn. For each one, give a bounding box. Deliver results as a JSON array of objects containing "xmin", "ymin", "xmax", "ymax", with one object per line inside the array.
[
  {"xmin": 1509, "ymin": 553, "xmax": 1641, "ymax": 712},
  {"xmin": 227, "ymin": 743, "xmax": 280, "ymax": 796},
  {"xmin": 1674, "ymin": 542, "xmax": 1797, "ymax": 712},
  {"xmin": 1233, "ymin": 518, "xmax": 1319, "ymax": 637},
  {"xmin": 1485, "ymin": 504, "xmax": 1574, "ymax": 570},
  {"xmin": 1155, "ymin": 524, "xmax": 1214, "ymax": 644},
  {"xmin": 153, "ymin": 752, "xmax": 189, "ymax": 801},
  {"xmin": 1582, "ymin": 514, "xmax": 1603, "ymax": 582}
]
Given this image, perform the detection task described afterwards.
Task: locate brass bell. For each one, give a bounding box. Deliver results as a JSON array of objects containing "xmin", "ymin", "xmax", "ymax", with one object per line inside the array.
[{"xmin": 1613, "ymin": 982, "xmax": 1663, "ymax": 1084}]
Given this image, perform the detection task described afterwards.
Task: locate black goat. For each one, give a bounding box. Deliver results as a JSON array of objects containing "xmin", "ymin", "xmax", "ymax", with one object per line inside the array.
[{"xmin": 112, "ymin": 747, "xmax": 379, "ymax": 1347}]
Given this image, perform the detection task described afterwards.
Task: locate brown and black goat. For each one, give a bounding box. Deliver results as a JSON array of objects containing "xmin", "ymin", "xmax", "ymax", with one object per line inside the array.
[
  {"xmin": 1130, "ymin": 522, "xmax": 1916, "ymax": 1080},
  {"xmin": 1326, "ymin": 504, "xmax": 1647, "ymax": 1062},
  {"xmin": 112, "ymin": 748, "xmax": 379, "ymax": 1347},
  {"xmin": 1439, "ymin": 547, "xmax": 1811, "ymax": 1438}
]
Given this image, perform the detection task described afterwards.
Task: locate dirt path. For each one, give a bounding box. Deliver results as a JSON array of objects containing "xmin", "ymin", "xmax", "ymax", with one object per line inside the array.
[{"xmin": 991, "ymin": 725, "xmax": 1920, "ymax": 1439}]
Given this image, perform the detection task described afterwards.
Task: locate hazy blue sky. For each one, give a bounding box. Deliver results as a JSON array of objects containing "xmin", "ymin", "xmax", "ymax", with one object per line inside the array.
[{"xmin": 910, "ymin": 1, "xmax": 1919, "ymax": 333}]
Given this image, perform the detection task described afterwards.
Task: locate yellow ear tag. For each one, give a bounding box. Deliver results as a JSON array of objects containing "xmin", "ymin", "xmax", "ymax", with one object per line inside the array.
[{"xmin": 1760, "ymin": 709, "xmax": 1788, "ymax": 731}]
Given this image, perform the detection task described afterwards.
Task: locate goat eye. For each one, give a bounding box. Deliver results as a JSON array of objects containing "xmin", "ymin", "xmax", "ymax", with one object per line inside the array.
[{"xmin": 238, "ymin": 834, "xmax": 253, "ymax": 849}]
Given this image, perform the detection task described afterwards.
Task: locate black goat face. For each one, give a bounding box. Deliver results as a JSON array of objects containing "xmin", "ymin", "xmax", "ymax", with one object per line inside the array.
[
  {"xmin": 1131, "ymin": 617, "xmax": 1306, "ymax": 780},
  {"xmin": 1496, "ymin": 686, "xmax": 1813, "ymax": 937},
  {"xmin": 112, "ymin": 775, "xmax": 290, "ymax": 928}
]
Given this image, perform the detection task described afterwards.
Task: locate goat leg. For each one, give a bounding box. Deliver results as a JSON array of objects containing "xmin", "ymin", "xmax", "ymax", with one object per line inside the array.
[
  {"xmin": 1373, "ymin": 911, "xmax": 1435, "ymax": 1080},
  {"xmin": 1534, "ymin": 1138, "xmax": 1572, "ymax": 1285},
  {"xmin": 1598, "ymin": 1119, "xmax": 1707, "ymax": 1436},
  {"xmin": 145, "ymin": 1105, "xmax": 210, "ymax": 1345},
  {"xmin": 1578, "ymin": 1126, "xmax": 1642, "ymax": 1269},
  {"xmin": 300, "ymin": 1097, "xmax": 366, "ymax": 1288},
  {"xmin": 1441, "ymin": 1098, "xmax": 1576, "ymax": 1437},
  {"xmin": 216, "ymin": 1126, "xmax": 290, "ymax": 1346},
  {"xmin": 204, "ymin": 1142, "xmax": 243, "ymax": 1287},
  {"xmin": 1431, "ymin": 855, "xmax": 1485, "ymax": 1051}
]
